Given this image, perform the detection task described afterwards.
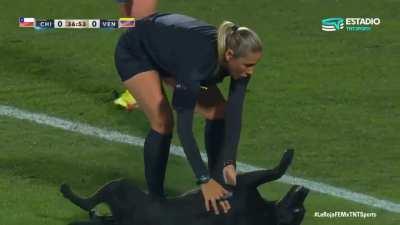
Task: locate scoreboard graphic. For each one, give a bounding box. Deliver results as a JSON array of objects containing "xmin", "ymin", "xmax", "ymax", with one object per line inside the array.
[{"xmin": 18, "ymin": 17, "xmax": 135, "ymax": 29}]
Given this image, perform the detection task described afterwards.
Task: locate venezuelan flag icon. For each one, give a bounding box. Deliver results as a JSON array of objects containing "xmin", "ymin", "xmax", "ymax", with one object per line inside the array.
[
  {"xmin": 118, "ymin": 18, "xmax": 135, "ymax": 28},
  {"xmin": 19, "ymin": 17, "xmax": 35, "ymax": 28}
]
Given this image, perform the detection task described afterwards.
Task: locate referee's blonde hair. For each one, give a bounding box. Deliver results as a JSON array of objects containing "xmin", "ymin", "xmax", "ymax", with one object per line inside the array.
[{"xmin": 217, "ymin": 21, "xmax": 263, "ymax": 63}]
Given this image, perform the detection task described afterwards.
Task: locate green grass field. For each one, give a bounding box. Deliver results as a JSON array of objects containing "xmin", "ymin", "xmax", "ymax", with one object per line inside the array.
[{"xmin": 1, "ymin": 0, "xmax": 399, "ymax": 224}]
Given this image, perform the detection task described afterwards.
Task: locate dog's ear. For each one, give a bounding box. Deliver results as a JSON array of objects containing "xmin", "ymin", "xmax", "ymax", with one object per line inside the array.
[{"xmin": 237, "ymin": 150, "xmax": 294, "ymax": 188}]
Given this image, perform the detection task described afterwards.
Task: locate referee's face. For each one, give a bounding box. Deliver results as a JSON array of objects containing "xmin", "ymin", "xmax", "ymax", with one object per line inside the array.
[{"xmin": 226, "ymin": 50, "xmax": 263, "ymax": 80}]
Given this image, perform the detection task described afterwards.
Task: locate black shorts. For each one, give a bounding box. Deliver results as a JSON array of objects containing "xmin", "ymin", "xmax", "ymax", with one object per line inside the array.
[
  {"xmin": 114, "ymin": 12, "xmax": 171, "ymax": 81},
  {"xmin": 114, "ymin": 30, "xmax": 154, "ymax": 82},
  {"xmin": 114, "ymin": 12, "xmax": 214, "ymax": 82}
]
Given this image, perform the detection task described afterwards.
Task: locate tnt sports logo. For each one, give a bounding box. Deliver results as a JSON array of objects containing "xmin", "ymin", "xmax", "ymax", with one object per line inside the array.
[
  {"xmin": 321, "ymin": 17, "xmax": 381, "ymax": 32},
  {"xmin": 321, "ymin": 18, "xmax": 344, "ymax": 31}
]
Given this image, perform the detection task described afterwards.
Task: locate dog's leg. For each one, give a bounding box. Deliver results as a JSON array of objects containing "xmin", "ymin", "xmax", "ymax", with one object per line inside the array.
[
  {"xmin": 274, "ymin": 149, "xmax": 294, "ymax": 176},
  {"xmin": 237, "ymin": 149, "xmax": 294, "ymax": 187}
]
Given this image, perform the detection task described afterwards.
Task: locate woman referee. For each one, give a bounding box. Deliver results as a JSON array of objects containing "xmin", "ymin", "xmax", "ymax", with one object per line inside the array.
[{"xmin": 114, "ymin": 10, "xmax": 263, "ymax": 215}]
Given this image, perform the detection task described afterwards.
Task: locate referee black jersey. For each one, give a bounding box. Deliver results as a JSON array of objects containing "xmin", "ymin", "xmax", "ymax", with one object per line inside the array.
[{"xmin": 115, "ymin": 13, "xmax": 250, "ymax": 181}]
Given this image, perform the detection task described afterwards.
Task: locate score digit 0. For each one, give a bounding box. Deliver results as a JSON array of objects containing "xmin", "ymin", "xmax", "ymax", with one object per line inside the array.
[
  {"xmin": 54, "ymin": 19, "xmax": 65, "ymax": 28},
  {"xmin": 89, "ymin": 19, "xmax": 100, "ymax": 29}
]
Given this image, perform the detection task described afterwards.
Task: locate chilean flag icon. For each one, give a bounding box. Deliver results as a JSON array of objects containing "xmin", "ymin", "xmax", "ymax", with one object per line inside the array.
[{"xmin": 19, "ymin": 17, "xmax": 35, "ymax": 28}]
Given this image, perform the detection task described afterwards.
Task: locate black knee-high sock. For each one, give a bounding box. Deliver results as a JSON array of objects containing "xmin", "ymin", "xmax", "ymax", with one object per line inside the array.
[
  {"xmin": 204, "ymin": 119, "xmax": 225, "ymax": 179},
  {"xmin": 143, "ymin": 129, "xmax": 172, "ymax": 197}
]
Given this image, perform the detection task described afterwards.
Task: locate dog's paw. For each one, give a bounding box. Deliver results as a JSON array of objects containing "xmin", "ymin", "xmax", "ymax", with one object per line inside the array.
[
  {"xmin": 278, "ymin": 149, "xmax": 294, "ymax": 172},
  {"xmin": 60, "ymin": 183, "xmax": 72, "ymax": 198}
]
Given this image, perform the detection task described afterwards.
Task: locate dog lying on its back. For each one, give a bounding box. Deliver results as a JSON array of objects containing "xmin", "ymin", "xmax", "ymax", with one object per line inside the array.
[{"xmin": 61, "ymin": 149, "xmax": 309, "ymax": 225}]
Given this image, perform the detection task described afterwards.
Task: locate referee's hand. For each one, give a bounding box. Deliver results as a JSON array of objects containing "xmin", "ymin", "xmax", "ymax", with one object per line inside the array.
[
  {"xmin": 223, "ymin": 165, "xmax": 237, "ymax": 186},
  {"xmin": 200, "ymin": 179, "xmax": 231, "ymax": 215}
]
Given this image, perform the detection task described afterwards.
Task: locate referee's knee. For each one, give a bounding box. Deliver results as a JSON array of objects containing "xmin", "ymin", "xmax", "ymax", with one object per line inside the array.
[
  {"xmin": 150, "ymin": 107, "xmax": 174, "ymax": 134},
  {"xmin": 150, "ymin": 118, "xmax": 174, "ymax": 134},
  {"xmin": 204, "ymin": 102, "xmax": 225, "ymax": 120}
]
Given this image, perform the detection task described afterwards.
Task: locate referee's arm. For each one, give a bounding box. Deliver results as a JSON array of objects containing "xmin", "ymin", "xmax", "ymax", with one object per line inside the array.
[
  {"xmin": 221, "ymin": 77, "xmax": 250, "ymax": 164},
  {"xmin": 172, "ymin": 82, "xmax": 210, "ymax": 181}
]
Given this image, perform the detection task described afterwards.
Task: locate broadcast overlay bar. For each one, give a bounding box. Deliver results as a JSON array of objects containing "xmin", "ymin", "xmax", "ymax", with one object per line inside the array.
[{"xmin": 18, "ymin": 17, "xmax": 135, "ymax": 29}]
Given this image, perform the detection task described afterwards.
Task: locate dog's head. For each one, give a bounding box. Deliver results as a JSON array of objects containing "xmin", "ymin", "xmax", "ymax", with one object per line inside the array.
[
  {"xmin": 225, "ymin": 184, "xmax": 308, "ymax": 225},
  {"xmin": 228, "ymin": 150, "xmax": 308, "ymax": 225},
  {"xmin": 275, "ymin": 185, "xmax": 309, "ymax": 225}
]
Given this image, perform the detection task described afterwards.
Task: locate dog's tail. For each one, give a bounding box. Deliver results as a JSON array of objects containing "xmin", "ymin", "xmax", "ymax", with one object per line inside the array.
[{"xmin": 60, "ymin": 183, "xmax": 101, "ymax": 211}]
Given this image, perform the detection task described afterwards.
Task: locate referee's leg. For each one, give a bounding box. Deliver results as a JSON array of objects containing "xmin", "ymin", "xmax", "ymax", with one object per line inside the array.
[{"xmin": 123, "ymin": 70, "xmax": 174, "ymax": 197}]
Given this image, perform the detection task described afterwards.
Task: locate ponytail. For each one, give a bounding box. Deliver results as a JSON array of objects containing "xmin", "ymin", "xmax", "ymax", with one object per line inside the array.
[{"xmin": 217, "ymin": 21, "xmax": 263, "ymax": 63}]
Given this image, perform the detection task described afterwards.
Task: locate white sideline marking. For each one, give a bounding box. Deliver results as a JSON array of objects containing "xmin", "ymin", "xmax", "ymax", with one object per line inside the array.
[{"xmin": 1, "ymin": 105, "xmax": 399, "ymax": 213}]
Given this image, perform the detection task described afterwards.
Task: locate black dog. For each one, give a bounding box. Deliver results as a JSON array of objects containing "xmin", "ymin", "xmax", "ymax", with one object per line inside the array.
[{"xmin": 61, "ymin": 149, "xmax": 309, "ymax": 225}]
